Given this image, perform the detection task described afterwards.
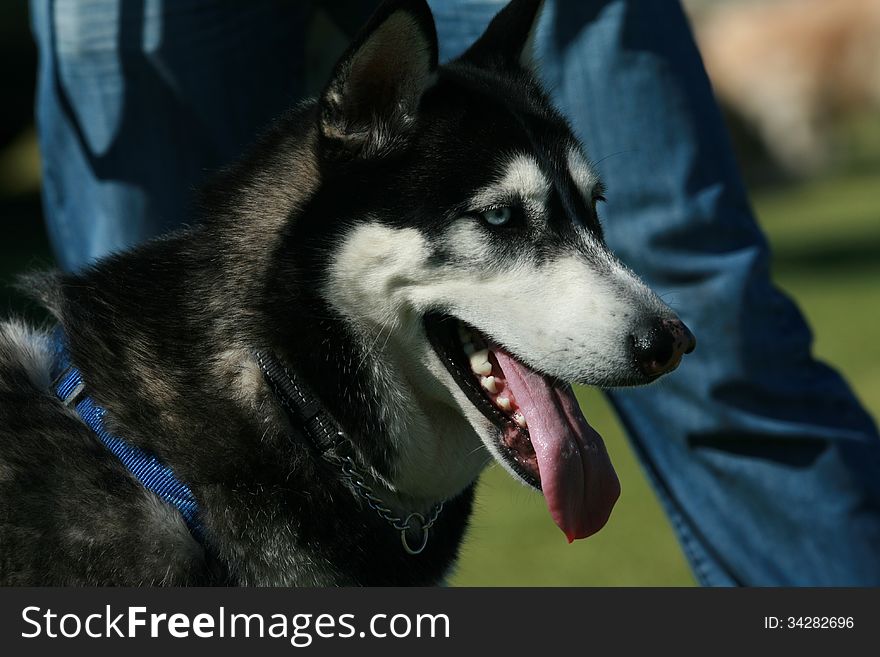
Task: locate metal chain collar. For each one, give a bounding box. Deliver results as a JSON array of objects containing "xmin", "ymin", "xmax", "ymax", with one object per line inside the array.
[
  {"xmin": 331, "ymin": 452, "xmax": 444, "ymax": 555},
  {"xmin": 257, "ymin": 351, "xmax": 445, "ymax": 556}
]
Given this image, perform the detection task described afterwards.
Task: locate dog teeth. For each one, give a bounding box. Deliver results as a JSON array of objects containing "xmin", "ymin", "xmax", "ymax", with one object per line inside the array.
[
  {"xmin": 469, "ymin": 349, "xmax": 492, "ymax": 376},
  {"xmin": 513, "ymin": 411, "xmax": 528, "ymax": 428},
  {"xmin": 481, "ymin": 376, "xmax": 498, "ymax": 394},
  {"xmin": 497, "ymin": 396, "xmax": 512, "ymax": 411}
]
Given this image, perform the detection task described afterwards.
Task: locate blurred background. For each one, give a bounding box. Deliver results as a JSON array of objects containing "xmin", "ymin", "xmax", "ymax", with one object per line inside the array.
[{"xmin": 1, "ymin": 0, "xmax": 878, "ymax": 585}]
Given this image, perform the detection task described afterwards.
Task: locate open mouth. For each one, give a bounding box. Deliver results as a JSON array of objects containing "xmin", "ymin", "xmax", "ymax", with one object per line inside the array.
[{"xmin": 424, "ymin": 313, "xmax": 621, "ymax": 542}]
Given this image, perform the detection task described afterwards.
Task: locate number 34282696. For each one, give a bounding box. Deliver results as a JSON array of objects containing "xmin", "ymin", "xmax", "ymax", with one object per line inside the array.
[{"xmin": 764, "ymin": 617, "xmax": 854, "ymax": 629}]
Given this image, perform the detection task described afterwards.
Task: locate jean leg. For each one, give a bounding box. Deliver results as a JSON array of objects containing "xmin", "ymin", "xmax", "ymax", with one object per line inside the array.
[
  {"xmin": 30, "ymin": 0, "xmax": 308, "ymax": 271},
  {"xmin": 428, "ymin": 0, "xmax": 505, "ymax": 62},
  {"xmin": 534, "ymin": 0, "xmax": 880, "ymax": 585}
]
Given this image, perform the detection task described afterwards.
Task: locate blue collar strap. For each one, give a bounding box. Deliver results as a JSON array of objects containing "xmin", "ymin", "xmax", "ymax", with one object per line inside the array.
[{"xmin": 51, "ymin": 329, "xmax": 203, "ymax": 540}]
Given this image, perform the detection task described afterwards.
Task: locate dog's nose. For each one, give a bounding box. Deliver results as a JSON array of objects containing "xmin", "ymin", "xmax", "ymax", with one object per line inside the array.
[{"xmin": 632, "ymin": 318, "xmax": 696, "ymax": 377}]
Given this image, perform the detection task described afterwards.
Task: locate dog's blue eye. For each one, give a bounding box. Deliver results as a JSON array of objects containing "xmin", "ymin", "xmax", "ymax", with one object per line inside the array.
[{"xmin": 481, "ymin": 207, "xmax": 513, "ymax": 226}]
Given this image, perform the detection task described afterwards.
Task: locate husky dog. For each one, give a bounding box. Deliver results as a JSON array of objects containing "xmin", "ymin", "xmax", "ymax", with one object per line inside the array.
[{"xmin": 0, "ymin": 0, "xmax": 694, "ymax": 585}]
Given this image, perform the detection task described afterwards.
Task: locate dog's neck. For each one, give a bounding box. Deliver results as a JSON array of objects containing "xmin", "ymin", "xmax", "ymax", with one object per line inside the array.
[
  {"xmin": 254, "ymin": 348, "xmax": 450, "ymax": 548},
  {"xmin": 44, "ymin": 222, "xmax": 473, "ymax": 516},
  {"xmin": 262, "ymin": 284, "xmax": 487, "ymax": 508}
]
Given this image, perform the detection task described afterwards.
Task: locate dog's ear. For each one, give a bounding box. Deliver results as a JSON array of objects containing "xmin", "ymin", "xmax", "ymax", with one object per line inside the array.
[
  {"xmin": 319, "ymin": 0, "xmax": 438, "ymax": 158},
  {"xmin": 459, "ymin": 0, "xmax": 545, "ymax": 71}
]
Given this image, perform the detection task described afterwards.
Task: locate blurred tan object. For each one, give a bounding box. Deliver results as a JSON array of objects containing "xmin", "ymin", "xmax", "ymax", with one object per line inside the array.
[
  {"xmin": 694, "ymin": 0, "xmax": 880, "ymax": 175},
  {"xmin": 0, "ymin": 127, "xmax": 41, "ymax": 197}
]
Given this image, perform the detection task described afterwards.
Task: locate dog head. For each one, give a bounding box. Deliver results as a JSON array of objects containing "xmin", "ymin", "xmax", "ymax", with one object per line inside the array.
[{"xmin": 278, "ymin": 0, "xmax": 695, "ymax": 541}]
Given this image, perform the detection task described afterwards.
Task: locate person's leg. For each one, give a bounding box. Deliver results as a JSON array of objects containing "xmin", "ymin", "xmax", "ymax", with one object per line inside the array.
[
  {"xmin": 30, "ymin": 0, "xmax": 308, "ymax": 271},
  {"xmin": 428, "ymin": 0, "xmax": 504, "ymax": 62},
  {"xmin": 528, "ymin": 0, "xmax": 880, "ymax": 585}
]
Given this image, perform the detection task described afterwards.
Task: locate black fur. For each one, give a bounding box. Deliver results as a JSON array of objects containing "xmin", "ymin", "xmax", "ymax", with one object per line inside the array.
[{"xmin": 0, "ymin": 0, "xmax": 584, "ymax": 585}]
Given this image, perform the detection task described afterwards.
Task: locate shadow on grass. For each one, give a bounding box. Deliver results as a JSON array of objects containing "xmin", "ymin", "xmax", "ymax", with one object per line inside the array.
[{"xmin": 772, "ymin": 238, "xmax": 880, "ymax": 276}]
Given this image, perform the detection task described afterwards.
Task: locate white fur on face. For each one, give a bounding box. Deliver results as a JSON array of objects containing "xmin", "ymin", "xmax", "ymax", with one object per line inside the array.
[
  {"xmin": 407, "ymin": 235, "xmax": 664, "ymax": 385},
  {"xmin": 567, "ymin": 146, "xmax": 599, "ymax": 202},
  {"xmin": 470, "ymin": 153, "xmax": 550, "ymax": 220},
  {"xmin": 325, "ymin": 224, "xmax": 490, "ymax": 503}
]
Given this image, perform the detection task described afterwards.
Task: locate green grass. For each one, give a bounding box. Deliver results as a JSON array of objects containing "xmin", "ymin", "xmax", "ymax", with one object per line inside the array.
[
  {"xmin": 760, "ymin": 170, "xmax": 880, "ymax": 418},
  {"xmin": 451, "ymin": 168, "xmax": 880, "ymax": 587}
]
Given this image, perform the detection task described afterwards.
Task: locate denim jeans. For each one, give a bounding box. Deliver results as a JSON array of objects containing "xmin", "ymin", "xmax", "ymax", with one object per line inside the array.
[{"xmin": 31, "ymin": 0, "xmax": 880, "ymax": 584}]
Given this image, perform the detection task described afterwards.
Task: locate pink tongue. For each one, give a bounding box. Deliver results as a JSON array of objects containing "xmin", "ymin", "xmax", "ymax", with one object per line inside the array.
[{"xmin": 493, "ymin": 350, "xmax": 621, "ymax": 542}]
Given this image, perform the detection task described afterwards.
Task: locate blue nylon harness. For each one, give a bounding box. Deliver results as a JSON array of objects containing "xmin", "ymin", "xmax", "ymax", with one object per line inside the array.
[{"xmin": 50, "ymin": 329, "xmax": 203, "ymax": 539}]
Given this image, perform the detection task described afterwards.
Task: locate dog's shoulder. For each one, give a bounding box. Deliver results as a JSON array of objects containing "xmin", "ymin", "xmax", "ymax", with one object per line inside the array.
[
  {"xmin": 0, "ymin": 319, "xmax": 210, "ymax": 585},
  {"xmin": 0, "ymin": 319, "xmax": 53, "ymax": 394}
]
